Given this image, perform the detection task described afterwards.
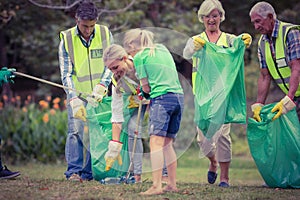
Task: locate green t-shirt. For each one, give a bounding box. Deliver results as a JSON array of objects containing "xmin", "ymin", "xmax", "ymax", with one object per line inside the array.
[{"xmin": 133, "ymin": 44, "xmax": 183, "ymax": 98}]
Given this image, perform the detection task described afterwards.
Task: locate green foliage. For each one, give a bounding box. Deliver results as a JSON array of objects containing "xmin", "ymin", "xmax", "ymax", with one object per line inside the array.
[
  {"xmin": 1, "ymin": 0, "xmax": 71, "ymax": 98},
  {"xmin": 0, "ymin": 96, "xmax": 67, "ymax": 163},
  {"xmin": 5, "ymin": 3, "xmax": 68, "ymax": 72},
  {"xmin": 1, "ymin": 0, "xmax": 300, "ymax": 99},
  {"xmin": 245, "ymin": 61, "xmax": 260, "ymax": 101}
]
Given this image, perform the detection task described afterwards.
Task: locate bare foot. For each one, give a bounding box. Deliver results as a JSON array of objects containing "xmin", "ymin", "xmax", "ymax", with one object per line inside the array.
[
  {"xmin": 140, "ymin": 186, "xmax": 163, "ymax": 196},
  {"xmin": 162, "ymin": 185, "xmax": 179, "ymax": 193},
  {"xmin": 134, "ymin": 175, "xmax": 142, "ymax": 183}
]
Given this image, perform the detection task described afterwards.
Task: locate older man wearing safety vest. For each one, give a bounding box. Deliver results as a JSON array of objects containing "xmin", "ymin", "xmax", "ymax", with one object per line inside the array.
[
  {"xmin": 249, "ymin": 1, "xmax": 300, "ymax": 122},
  {"xmin": 58, "ymin": 1, "xmax": 113, "ymax": 181}
]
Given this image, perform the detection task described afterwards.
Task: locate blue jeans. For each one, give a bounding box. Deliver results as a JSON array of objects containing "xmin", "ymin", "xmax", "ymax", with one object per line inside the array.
[
  {"xmin": 127, "ymin": 105, "xmax": 147, "ymax": 175},
  {"xmin": 64, "ymin": 101, "xmax": 92, "ymax": 180}
]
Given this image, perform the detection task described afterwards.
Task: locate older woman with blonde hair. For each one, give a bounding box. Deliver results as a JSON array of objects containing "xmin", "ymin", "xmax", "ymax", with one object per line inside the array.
[{"xmin": 183, "ymin": 0, "xmax": 252, "ymax": 188}]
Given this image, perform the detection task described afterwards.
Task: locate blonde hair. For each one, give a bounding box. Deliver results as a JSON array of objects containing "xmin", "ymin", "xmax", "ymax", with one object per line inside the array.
[
  {"xmin": 103, "ymin": 44, "xmax": 128, "ymax": 65},
  {"xmin": 103, "ymin": 44, "xmax": 128, "ymax": 85},
  {"xmin": 123, "ymin": 28, "xmax": 156, "ymax": 56},
  {"xmin": 197, "ymin": 0, "xmax": 225, "ymax": 23}
]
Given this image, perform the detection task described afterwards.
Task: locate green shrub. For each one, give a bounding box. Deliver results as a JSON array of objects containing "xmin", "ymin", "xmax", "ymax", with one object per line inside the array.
[{"xmin": 0, "ymin": 95, "xmax": 67, "ymax": 163}]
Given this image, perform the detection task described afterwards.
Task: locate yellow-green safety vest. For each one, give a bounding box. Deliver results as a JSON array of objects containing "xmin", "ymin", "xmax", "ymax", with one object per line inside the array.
[
  {"xmin": 111, "ymin": 76, "xmax": 138, "ymax": 95},
  {"xmin": 192, "ymin": 32, "xmax": 235, "ymax": 93},
  {"xmin": 258, "ymin": 21, "xmax": 300, "ymax": 97},
  {"xmin": 60, "ymin": 24, "xmax": 110, "ymax": 93}
]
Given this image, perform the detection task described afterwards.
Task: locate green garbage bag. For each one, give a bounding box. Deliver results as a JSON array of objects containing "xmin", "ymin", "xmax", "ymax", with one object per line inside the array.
[
  {"xmin": 194, "ymin": 35, "xmax": 247, "ymax": 139},
  {"xmin": 86, "ymin": 97, "xmax": 130, "ymax": 181},
  {"xmin": 247, "ymin": 103, "xmax": 300, "ymax": 188}
]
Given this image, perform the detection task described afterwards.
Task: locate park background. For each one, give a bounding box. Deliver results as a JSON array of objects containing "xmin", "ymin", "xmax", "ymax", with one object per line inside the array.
[{"xmin": 1, "ymin": 0, "xmax": 300, "ymax": 199}]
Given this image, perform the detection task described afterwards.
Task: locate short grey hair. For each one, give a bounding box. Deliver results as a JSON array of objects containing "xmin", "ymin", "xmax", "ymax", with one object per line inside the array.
[
  {"xmin": 75, "ymin": 1, "xmax": 99, "ymax": 21},
  {"xmin": 197, "ymin": 0, "xmax": 225, "ymax": 23},
  {"xmin": 249, "ymin": 1, "xmax": 277, "ymax": 19}
]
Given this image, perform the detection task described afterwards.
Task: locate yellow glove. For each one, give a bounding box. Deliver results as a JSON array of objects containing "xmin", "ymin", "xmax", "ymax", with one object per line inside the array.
[
  {"xmin": 193, "ymin": 36, "xmax": 206, "ymax": 51},
  {"xmin": 271, "ymin": 96, "xmax": 296, "ymax": 120},
  {"xmin": 128, "ymin": 95, "xmax": 139, "ymax": 108},
  {"xmin": 251, "ymin": 103, "xmax": 264, "ymax": 122},
  {"xmin": 70, "ymin": 97, "xmax": 87, "ymax": 122},
  {"xmin": 241, "ymin": 33, "xmax": 252, "ymax": 48},
  {"xmin": 104, "ymin": 140, "xmax": 123, "ymax": 171}
]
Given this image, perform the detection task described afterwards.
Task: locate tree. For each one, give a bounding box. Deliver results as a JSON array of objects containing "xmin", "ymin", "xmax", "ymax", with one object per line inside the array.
[{"xmin": 1, "ymin": 0, "xmax": 300, "ymax": 101}]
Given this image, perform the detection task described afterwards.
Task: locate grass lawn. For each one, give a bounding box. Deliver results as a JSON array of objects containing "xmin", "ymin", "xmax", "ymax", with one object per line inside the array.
[{"xmin": 1, "ymin": 147, "xmax": 300, "ymax": 200}]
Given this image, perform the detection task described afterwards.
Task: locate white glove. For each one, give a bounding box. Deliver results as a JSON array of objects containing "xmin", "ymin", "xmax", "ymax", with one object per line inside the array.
[
  {"xmin": 92, "ymin": 83, "xmax": 107, "ymax": 101},
  {"xmin": 251, "ymin": 103, "xmax": 264, "ymax": 122},
  {"xmin": 271, "ymin": 96, "xmax": 296, "ymax": 120},
  {"xmin": 69, "ymin": 97, "xmax": 87, "ymax": 122},
  {"xmin": 104, "ymin": 140, "xmax": 123, "ymax": 171},
  {"xmin": 87, "ymin": 84, "xmax": 107, "ymax": 107}
]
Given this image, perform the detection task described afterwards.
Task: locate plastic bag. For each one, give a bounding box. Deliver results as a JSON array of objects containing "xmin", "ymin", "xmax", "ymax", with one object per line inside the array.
[
  {"xmin": 194, "ymin": 35, "xmax": 247, "ymax": 139},
  {"xmin": 247, "ymin": 103, "xmax": 300, "ymax": 188},
  {"xmin": 86, "ymin": 97, "xmax": 130, "ymax": 181}
]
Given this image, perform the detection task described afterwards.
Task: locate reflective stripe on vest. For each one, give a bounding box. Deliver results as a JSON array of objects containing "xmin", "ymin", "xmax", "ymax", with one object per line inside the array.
[
  {"xmin": 258, "ymin": 22, "xmax": 300, "ymax": 97},
  {"xmin": 192, "ymin": 32, "xmax": 233, "ymax": 93},
  {"xmin": 60, "ymin": 24, "xmax": 110, "ymax": 93},
  {"xmin": 112, "ymin": 76, "xmax": 138, "ymax": 95}
]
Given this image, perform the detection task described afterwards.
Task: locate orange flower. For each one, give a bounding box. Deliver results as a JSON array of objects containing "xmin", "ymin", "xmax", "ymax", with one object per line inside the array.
[
  {"xmin": 2, "ymin": 95, "xmax": 8, "ymax": 101},
  {"xmin": 63, "ymin": 99, "xmax": 67, "ymax": 108},
  {"xmin": 16, "ymin": 95, "xmax": 21, "ymax": 108},
  {"xmin": 43, "ymin": 113, "xmax": 49, "ymax": 123},
  {"xmin": 46, "ymin": 95, "xmax": 52, "ymax": 102},
  {"xmin": 39, "ymin": 100, "xmax": 49, "ymax": 109},
  {"xmin": 0, "ymin": 102, "xmax": 3, "ymax": 110},
  {"xmin": 53, "ymin": 97, "xmax": 60, "ymax": 104},
  {"xmin": 24, "ymin": 100, "xmax": 29, "ymax": 106},
  {"xmin": 49, "ymin": 109, "xmax": 56, "ymax": 115},
  {"xmin": 53, "ymin": 103, "xmax": 60, "ymax": 110},
  {"xmin": 22, "ymin": 107, "xmax": 27, "ymax": 113}
]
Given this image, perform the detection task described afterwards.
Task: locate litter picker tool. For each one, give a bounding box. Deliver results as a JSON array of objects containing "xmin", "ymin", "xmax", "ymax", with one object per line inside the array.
[
  {"xmin": 13, "ymin": 71, "xmax": 98, "ymax": 106},
  {"xmin": 125, "ymin": 89, "xmax": 143, "ymax": 182}
]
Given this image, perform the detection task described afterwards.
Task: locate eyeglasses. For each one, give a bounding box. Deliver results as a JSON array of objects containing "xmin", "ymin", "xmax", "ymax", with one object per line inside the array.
[{"xmin": 203, "ymin": 14, "xmax": 220, "ymax": 20}]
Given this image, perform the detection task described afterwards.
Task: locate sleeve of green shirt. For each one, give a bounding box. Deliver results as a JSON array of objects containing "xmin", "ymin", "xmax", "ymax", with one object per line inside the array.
[{"xmin": 133, "ymin": 53, "xmax": 147, "ymax": 80}]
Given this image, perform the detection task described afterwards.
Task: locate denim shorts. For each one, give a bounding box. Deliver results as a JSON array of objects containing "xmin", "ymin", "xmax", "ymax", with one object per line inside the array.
[{"xmin": 149, "ymin": 93, "xmax": 184, "ymax": 138}]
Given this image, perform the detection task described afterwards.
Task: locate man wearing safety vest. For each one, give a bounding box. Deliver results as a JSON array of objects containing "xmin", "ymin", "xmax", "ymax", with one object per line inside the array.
[
  {"xmin": 58, "ymin": 1, "xmax": 113, "ymax": 181},
  {"xmin": 249, "ymin": 2, "xmax": 300, "ymax": 122}
]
